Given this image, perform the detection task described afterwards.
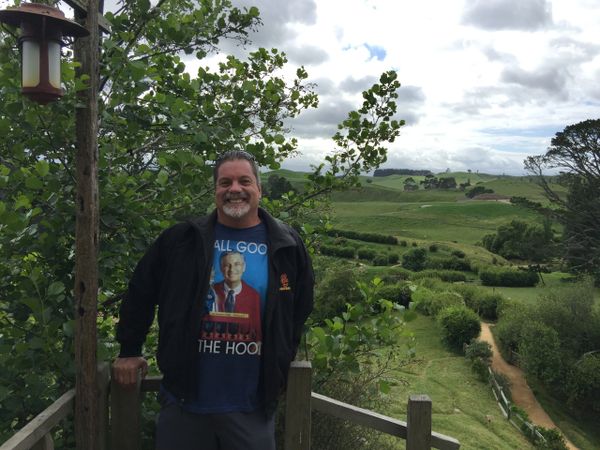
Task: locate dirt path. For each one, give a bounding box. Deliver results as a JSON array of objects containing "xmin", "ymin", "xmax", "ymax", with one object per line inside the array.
[{"xmin": 479, "ymin": 323, "xmax": 578, "ymax": 450}]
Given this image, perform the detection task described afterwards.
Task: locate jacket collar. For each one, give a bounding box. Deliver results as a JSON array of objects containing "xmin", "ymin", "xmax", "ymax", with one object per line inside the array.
[{"xmin": 189, "ymin": 208, "xmax": 297, "ymax": 252}]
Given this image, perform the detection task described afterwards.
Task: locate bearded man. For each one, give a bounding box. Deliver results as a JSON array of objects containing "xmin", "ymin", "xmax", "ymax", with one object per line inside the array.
[{"xmin": 112, "ymin": 150, "xmax": 314, "ymax": 450}]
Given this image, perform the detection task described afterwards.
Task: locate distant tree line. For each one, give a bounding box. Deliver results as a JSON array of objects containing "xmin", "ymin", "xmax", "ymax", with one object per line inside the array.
[{"xmin": 373, "ymin": 168, "xmax": 433, "ymax": 177}]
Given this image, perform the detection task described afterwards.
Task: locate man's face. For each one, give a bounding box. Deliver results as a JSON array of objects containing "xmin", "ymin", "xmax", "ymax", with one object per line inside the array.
[
  {"xmin": 221, "ymin": 253, "xmax": 245, "ymax": 287},
  {"xmin": 215, "ymin": 159, "xmax": 261, "ymax": 228}
]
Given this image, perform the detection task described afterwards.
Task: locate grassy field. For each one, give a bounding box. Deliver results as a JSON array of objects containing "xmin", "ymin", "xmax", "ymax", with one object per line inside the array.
[
  {"xmin": 330, "ymin": 200, "xmax": 540, "ymax": 244},
  {"xmin": 384, "ymin": 314, "xmax": 534, "ymax": 450}
]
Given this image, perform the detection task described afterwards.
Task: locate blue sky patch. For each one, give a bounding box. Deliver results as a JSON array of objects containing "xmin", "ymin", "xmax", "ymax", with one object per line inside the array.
[{"xmin": 364, "ymin": 43, "xmax": 386, "ymax": 61}]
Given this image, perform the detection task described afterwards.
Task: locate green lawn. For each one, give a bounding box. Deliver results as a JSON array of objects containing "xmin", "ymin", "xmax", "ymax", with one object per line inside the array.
[
  {"xmin": 384, "ymin": 314, "xmax": 534, "ymax": 450},
  {"xmin": 331, "ymin": 201, "xmax": 539, "ymax": 244}
]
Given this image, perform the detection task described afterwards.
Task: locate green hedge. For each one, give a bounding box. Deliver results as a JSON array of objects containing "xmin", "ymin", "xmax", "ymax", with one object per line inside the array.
[
  {"xmin": 479, "ymin": 267, "xmax": 539, "ymax": 287},
  {"xmin": 357, "ymin": 248, "xmax": 377, "ymax": 260},
  {"xmin": 320, "ymin": 244, "xmax": 355, "ymax": 259},
  {"xmin": 426, "ymin": 256, "xmax": 472, "ymax": 272},
  {"xmin": 438, "ymin": 305, "xmax": 481, "ymax": 348},
  {"xmin": 413, "ymin": 288, "xmax": 464, "ymax": 317},
  {"xmin": 326, "ymin": 228, "xmax": 398, "ymax": 245},
  {"xmin": 411, "ymin": 269, "xmax": 467, "ymax": 283},
  {"xmin": 377, "ymin": 283, "xmax": 412, "ymax": 308}
]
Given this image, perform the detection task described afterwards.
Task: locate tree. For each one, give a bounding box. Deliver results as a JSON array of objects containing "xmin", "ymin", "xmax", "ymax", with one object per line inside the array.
[
  {"xmin": 264, "ymin": 174, "xmax": 295, "ymax": 200},
  {"xmin": 465, "ymin": 185, "xmax": 493, "ymax": 198},
  {"xmin": 0, "ymin": 1, "xmax": 404, "ymax": 439},
  {"xmin": 403, "ymin": 176, "xmax": 418, "ymax": 191},
  {"xmin": 438, "ymin": 176, "xmax": 457, "ymax": 189},
  {"xmin": 420, "ymin": 174, "xmax": 438, "ymax": 189},
  {"xmin": 525, "ymin": 120, "xmax": 600, "ymax": 282}
]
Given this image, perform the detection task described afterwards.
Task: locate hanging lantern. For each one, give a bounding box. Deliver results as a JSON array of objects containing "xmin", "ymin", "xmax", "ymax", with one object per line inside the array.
[{"xmin": 0, "ymin": 3, "xmax": 89, "ymax": 104}]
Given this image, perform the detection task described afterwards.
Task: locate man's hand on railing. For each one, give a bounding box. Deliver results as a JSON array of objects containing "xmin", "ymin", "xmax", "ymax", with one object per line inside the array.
[{"xmin": 112, "ymin": 357, "xmax": 148, "ymax": 387}]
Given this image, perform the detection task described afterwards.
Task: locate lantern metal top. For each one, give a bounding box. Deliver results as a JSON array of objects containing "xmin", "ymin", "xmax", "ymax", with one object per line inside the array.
[{"xmin": 0, "ymin": 3, "xmax": 89, "ymax": 37}]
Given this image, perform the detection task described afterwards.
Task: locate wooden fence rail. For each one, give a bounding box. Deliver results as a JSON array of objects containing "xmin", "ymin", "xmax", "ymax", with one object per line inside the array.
[{"xmin": 2, "ymin": 361, "xmax": 460, "ymax": 450}]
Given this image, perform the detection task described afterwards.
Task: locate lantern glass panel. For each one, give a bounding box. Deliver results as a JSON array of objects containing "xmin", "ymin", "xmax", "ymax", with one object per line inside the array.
[
  {"xmin": 22, "ymin": 40, "xmax": 40, "ymax": 87},
  {"xmin": 48, "ymin": 41, "xmax": 61, "ymax": 89}
]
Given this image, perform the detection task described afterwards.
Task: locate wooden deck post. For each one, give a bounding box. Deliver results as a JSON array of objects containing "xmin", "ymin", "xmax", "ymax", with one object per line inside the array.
[
  {"xmin": 31, "ymin": 434, "xmax": 54, "ymax": 450},
  {"xmin": 73, "ymin": 0, "xmax": 101, "ymax": 446},
  {"xmin": 406, "ymin": 394, "xmax": 432, "ymax": 450},
  {"xmin": 97, "ymin": 362, "xmax": 110, "ymax": 450},
  {"xmin": 110, "ymin": 370, "xmax": 142, "ymax": 450},
  {"xmin": 284, "ymin": 361, "xmax": 312, "ymax": 450}
]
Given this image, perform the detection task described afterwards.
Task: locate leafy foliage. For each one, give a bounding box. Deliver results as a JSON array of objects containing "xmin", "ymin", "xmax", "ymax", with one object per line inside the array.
[
  {"xmin": 402, "ymin": 247, "xmax": 427, "ymax": 271},
  {"xmin": 0, "ymin": 0, "xmax": 405, "ymax": 440},
  {"xmin": 481, "ymin": 219, "xmax": 554, "ymax": 262},
  {"xmin": 525, "ymin": 119, "xmax": 600, "ymax": 283},
  {"xmin": 437, "ymin": 305, "xmax": 481, "ymax": 349},
  {"xmin": 479, "ymin": 267, "xmax": 539, "ymax": 287}
]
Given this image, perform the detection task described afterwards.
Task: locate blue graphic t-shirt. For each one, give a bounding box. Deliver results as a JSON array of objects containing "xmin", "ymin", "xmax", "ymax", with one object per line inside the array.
[{"xmin": 184, "ymin": 222, "xmax": 268, "ymax": 413}]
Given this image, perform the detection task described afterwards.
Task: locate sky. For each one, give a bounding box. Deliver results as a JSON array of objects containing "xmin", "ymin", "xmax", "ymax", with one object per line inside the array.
[
  {"xmin": 204, "ymin": 0, "xmax": 600, "ymax": 175},
  {"xmin": 6, "ymin": 0, "xmax": 597, "ymax": 175}
]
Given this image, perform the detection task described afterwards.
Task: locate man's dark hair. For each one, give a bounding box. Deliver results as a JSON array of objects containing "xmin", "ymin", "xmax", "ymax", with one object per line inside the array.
[{"xmin": 214, "ymin": 150, "xmax": 261, "ymax": 187}]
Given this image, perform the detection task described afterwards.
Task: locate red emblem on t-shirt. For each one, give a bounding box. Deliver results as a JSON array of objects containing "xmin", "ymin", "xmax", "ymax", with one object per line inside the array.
[{"xmin": 279, "ymin": 273, "xmax": 291, "ymax": 291}]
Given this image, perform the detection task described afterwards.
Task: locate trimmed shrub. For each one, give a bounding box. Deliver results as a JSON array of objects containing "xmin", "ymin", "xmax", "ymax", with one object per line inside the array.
[
  {"xmin": 465, "ymin": 340, "xmax": 492, "ymax": 361},
  {"xmin": 380, "ymin": 267, "xmax": 412, "ymax": 283},
  {"xmin": 413, "ymin": 289, "xmax": 464, "ymax": 317},
  {"xmin": 357, "ymin": 248, "xmax": 377, "ymax": 260},
  {"xmin": 400, "ymin": 240, "xmax": 408, "ymax": 247},
  {"xmin": 402, "ymin": 247, "xmax": 427, "ymax": 271},
  {"xmin": 312, "ymin": 267, "xmax": 363, "ymax": 323},
  {"xmin": 451, "ymin": 249, "xmax": 466, "ymax": 258},
  {"xmin": 373, "ymin": 254, "xmax": 389, "ymax": 266},
  {"xmin": 453, "ymin": 284, "xmax": 503, "ymax": 320},
  {"xmin": 320, "ymin": 244, "xmax": 356, "ymax": 259},
  {"xmin": 479, "ymin": 267, "xmax": 539, "ymax": 287},
  {"xmin": 428, "ymin": 244, "xmax": 439, "ymax": 252},
  {"xmin": 426, "ymin": 256, "xmax": 472, "ymax": 272},
  {"xmin": 438, "ymin": 305, "xmax": 481, "ymax": 349},
  {"xmin": 411, "ymin": 242, "xmax": 418, "ymax": 247},
  {"xmin": 377, "ymin": 283, "xmax": 412, "ymax": 308},
  {"xmin": 411, "ymin": 269, "xmax": 467, "ymax": 283},
  {"xmin": 326, "ymin": 228, "xmax": 398, "ymax": 245},
  {"xmin": 387, "ymin": 253, "xmax": 400, "ymax": 265}
]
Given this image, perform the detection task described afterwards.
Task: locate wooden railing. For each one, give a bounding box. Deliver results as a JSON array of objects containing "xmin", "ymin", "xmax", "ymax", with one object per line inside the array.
[{"xmin": 1, "ymin": 361, "xmax": 460, "ymax": 450}]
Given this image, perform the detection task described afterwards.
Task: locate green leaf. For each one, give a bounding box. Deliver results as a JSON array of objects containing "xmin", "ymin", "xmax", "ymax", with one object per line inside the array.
[
  {"xmin": 47, "ymin": 281, "xmax": 65, "ymax": 296},
  {"xmin": 273, "ymin": 134, "xmax": 285, "ymax": 145},
  {"xmin": 14, "ymin": 195, "xmax": 32, "ymax": 210},
  {"xmin": 157, "ymin": 170, "xmax": 168, "ymax": 186},
  {"xmin": 35, "ymin": 160, "xmax": 50, "ymax": 177},
  {"xmin": 25, "ymin": 175, "xmax": 43, "ymax": 189}
]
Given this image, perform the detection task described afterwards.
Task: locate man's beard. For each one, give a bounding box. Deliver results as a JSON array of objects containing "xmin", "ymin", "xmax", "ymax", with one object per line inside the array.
[{"xmin": 222, "ymin": 195, "xmax": 251, "ymax": 219}]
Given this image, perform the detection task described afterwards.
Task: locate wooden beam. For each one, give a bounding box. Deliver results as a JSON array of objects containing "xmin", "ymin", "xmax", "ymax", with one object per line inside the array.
[
  {"xmin": 284, "ymin": 361, "xmax": 312, "ymax": 450},
  {"xmin": 407, "ymin": 395, "xmax": 432, "ymax": 450},
  {"xmin": 110, "ymin": 371, "xmax": 142, "ymax": 450},
  {"xmin": 62, "ymin": 0, "xmax": 111, "ymax": 33},
  {"xmin": 0, "ymin": 390, "xmax": 75, "ymax": 450},
  {"xmin": 311, "ymin": 392, "xmax": 408, "ymax": 439},
  {"xmin": 73, "ymin": 0, "xmax": 101, "ymax": 446}
]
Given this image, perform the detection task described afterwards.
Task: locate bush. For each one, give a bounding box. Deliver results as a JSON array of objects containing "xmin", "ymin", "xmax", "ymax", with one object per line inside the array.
[
  {"xmin": 453, "ymin": 284, "xmax": 503, "ymax": 320},
  {"xmin": 479, "ymin": 267, "xmax": 539, "ymax": 287},
  {"xmin": 377, "ymin": 283, "xmax": 412, "ymax": 308},
  {"xmin": 320, "ymin": 244, "xmax": 356, "ymax": 259},
  {"xmin": 402, "ymin": 248, "xmax": 427, "ymax": 271},
  {"xmin": 411, "ymin": 242, "xmax": 418, "ymax": 247},
  {"xmin": 326, "ymin": 228, "xmax": 398, "ymax": 245},
  {"xmin": 414, "ymin": 289, "xmax": 464, "ymax": 317},
  {"xmin": 519, "ymin": 322, "xmax": 563, "ymax": 384},
  {"xmin": 437, "ymin": 305, "xmax": 481, "ymax": 349},
  {"xmin": 373, "ymin": 254, "xmax": 389, "ymax": 266},
  {"xmin": 400, "ymin": 240, "xmax": 408, "ymax": 247},
  {"xmin": 312, "ymin": 267, "xmax": 363, "ymax": 323},
  {"xmin": 470, "ymin": 356, "xmax": 489, "ymax": 381},
  {"xmin": 428, "ymin": 244, "xmax": 438, "ymax": 252},
  {"xmin": 451, "ymin": 249, "xmax": 466, "ymax": 258},
  {"xmin": 357, "ymin": 248, "xmax": 377, "ymax": 260},
  {"xmin": 380, "ymin": 267, "xmax": 412, "ymax": 283},
  {"xmin": 567, "ymin": 353, "xmax": 600, "ymax": 412},
  {"xmin": 411, "ymin": 269, "xmax": 467, "ymax": 283},
  {"xmin": 387, "ymin": 253, "xmax": 399, "ymax": 264},
  {"xmin": 426, "ymin": 255, "xmax": 472, "ymax": 272},
  {"xmin": 465, "ymin": 340, "xmax": 493, "ymax": 361}
]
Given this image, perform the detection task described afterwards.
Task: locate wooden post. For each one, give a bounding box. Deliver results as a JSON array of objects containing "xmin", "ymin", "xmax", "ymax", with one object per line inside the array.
[
  {"xmin": 73, "ymin": 0, "xmax": 101, "ymax": 446},
  {"xmin": 97, "ymin": 362, "xmax": 110, "ymax": 450},
  {"xmin": 110, "ymin": 371, "xmax": 142, "ymax": 450},
  {"xmin": 406, "ymin": 394, "xmax": 432, "ymax": 450},
  {"xmin": 31, "ymin": 434, "xmax": 54, "ymax": 450},
  {"xmin": 284, "ymin": 361, "xmax": 312, "ymax": 450}
]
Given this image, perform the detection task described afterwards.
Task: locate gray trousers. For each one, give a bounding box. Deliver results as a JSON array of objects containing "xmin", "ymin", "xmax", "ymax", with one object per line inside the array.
[{"xmin": 155, "ymin": 402, "xmax": 276, "ymax": 450}]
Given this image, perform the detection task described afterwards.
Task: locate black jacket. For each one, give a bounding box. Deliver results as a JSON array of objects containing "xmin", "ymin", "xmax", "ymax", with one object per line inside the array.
[{"xmin": 116, "ymin": 208, "xmax": 314, "ymax": 416}]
